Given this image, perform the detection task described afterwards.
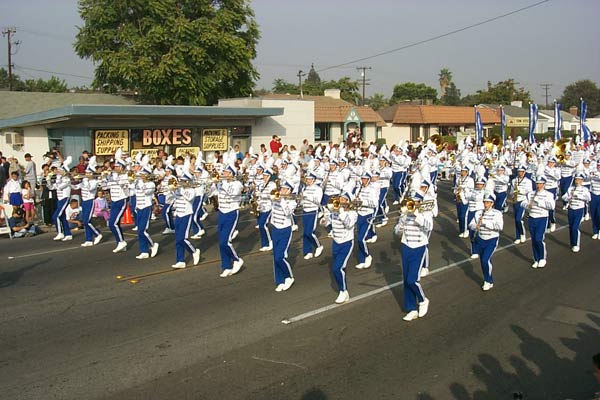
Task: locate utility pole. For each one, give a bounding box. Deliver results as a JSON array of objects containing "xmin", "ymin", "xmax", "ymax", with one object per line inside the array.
[
  {"xmin": 540, "ymin": 83, "xmax": 552, "ymax": 109},
  {"xmin": 356, "ymin": 66, "xmax": 371, "ymax": 106},
  {"xmin": 2, "ymin": 27, "xmax": 19, "ymax": 91},
  {"xmin": 297, "ymin": 70, "xmax": 306, "ymax": 99}
]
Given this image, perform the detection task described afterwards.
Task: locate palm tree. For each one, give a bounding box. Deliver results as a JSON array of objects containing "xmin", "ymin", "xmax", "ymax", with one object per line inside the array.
[{"xmin": 439, "ymin": 68, "xmax": 453, "ymax": 98}]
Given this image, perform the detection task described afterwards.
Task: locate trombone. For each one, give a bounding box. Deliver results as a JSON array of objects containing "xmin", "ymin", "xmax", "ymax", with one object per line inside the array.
[
  {"xmin": 326, "ymin": 196, "xmax": 362, "ymax": 211},
  {"xmin": 399, "ymin": 198, "xmax": 435, "ymax": 214}
]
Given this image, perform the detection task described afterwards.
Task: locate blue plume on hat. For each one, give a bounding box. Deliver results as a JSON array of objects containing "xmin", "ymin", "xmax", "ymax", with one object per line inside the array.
[
  {"xmin": 535, "ymin": 175, "xmax": 547, "ymax": 184},
  {"xmin": 413, "ymin": 192, "xmax": 424, "ymax": 201},
  {"xmin": 484, "ymin": 193, "xmax": 496, "ymax": 202},
  {"xmin": 420, "ymin": 180, "xmax": 430, "ymax": 187},
  {"xmin": 262, "ymin": 168, "xmax": 273, "ymax": 176},
  {"xmin": 517, "ymin": 165, "xmax": 526, "ymax": 172},
  {"xmin": 306, "ymin": 171, "xmax": 317, "ymax": 179},
  {"xmin": 341, "ymin": 191, "xmax": 352, "ymax": 201},
  {"xmin": 361, "ymin": 171, "xmax": 372, "ymax": 179},
  {"xmin": 281, "ymin": 180, "xmax": 294, "ymax": 190}
]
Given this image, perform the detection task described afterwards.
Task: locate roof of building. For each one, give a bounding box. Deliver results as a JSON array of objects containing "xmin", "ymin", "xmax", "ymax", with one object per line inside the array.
[
  {"xmin": 258, "ymin": 93, "xmax": 385, "ymax": 126},
  {"xmin": 0, "ymin": 91, "xmax": 136, "ymax": 120},
  {"xmin": 0, "ymin": 104, "xmax": 284, "ymax": 129},
  {"xmin": 379, "ymin": 104, "xmax": 500, "ymax": 125},
  {"xmin": 538, "ymin": 109, "xmax": 580, "ymax": 122},
  {"xmin": 479, "ymin": 104, "xmax": 531, "ymax": 118}
]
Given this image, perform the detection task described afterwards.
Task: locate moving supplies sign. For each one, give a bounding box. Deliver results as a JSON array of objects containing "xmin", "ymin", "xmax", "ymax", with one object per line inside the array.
[
  {"xmin": 202, "ymin": 129, "xmax": 228, "ymax": 151},
  {"xmin": 94, "ymin": 130, "xmax": 129, "ymax": 155}
]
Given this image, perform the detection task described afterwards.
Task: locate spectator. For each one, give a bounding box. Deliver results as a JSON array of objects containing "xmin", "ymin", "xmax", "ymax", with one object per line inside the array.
[
  {"xmin": 0, "ymin": 156, "xmax": 7, "ymax": 198},
  {"xmin": 39, "ymin": 165, "xmax": 57, "ymax": 226},
  {"xmin": 6, "ymin": 206, "xmax": 37, "ymax": 238},
  {"xmin": 269, "ymin": 135, "xmax": 282, "ymax": 154},
  {"xmin": 93, "ymin": 189, "xmax": 110, "ymax": 223},
  {"xmin": 21, "ymin": 180, "xmax": 35, "ymax": 224},
  {"xmin": 8, "ymin": 156, "xmax": 21, "ymax": 181},
  {"xmin": 23, "ymin": 153, "xmax": 37, "ymax": 185},
  {"xmin": 66, "ymin": 199, "xmax": 83, "ymax": 231},
  {"xmin": 76, "ymin": 157, "xmax": 86, "ymax": 174},
  {"xmin": 4, "ymin": 171, "xmax": 23, "ymax": 207},
  {"xmin": 233, "ymin": 144, "xmax": 243, "ymax": 161},
  {"xmin": 260, "ymin": 144, "xmax": 267, "ymax": 155},
  {"xmin": 300, "ymin": 139, "xmax": 309, "ymax": 153}
]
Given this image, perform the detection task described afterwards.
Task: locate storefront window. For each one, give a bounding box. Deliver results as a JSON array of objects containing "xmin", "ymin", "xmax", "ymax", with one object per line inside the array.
[{"xmin": 314, "ymin": 123, "xmax": 330, "ymax": 141}]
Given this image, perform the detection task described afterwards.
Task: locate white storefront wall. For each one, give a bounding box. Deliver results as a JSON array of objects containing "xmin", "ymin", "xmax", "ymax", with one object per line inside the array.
[{"xmin": 1, "ymin": 126, "xmax": 50, "ymax": 165}]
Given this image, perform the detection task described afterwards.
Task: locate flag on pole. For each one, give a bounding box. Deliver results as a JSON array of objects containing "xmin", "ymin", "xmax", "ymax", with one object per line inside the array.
[
  {"xmin": 528, "ymin": 103, "xmax": 538, "ymax": 144},
  {"xmin": 580, "ymin": 98, "xmax": 591, "ymax": 143},
  {"xmin": 475, "ymin": 107, "xmax": 483, "ymax": 146},
  {"xmin": 500, "ymin": 106, "xmax": 506, "ymax": 142},
  {"xmin": 554, "ymin": 101, "xmax": 562, "ymax": 141}
]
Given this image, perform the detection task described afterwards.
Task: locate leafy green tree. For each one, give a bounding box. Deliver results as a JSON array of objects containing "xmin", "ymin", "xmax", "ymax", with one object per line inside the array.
[
  {"xmin": 441, "ymin": 82, "xmax": 461, "ymax": 106},
  {"xmin": 366, "ymin": 93, "xmax": 389, "ymax": 111},
  {"xmin": 0, "ymin": 68, "xmax": 26, "ymax": 91},
  {"xmin": 24, "ymin": 76, "xmax": 68, "ymax": 93},
  {"xmin": 391, "ymin": 82, "xmax": 437, "ymax": 103},
  {"xmin": 306, "ymin": 64, "xmax": 321, "ymax": 86},
  {"xmin": 474, "ymin": 79, "xmax": 531, "ymax": 105},
  {"xmin": 438, "ymin": 68, "xmax": 452, "ymax": 98},
  {"xmin": 74, "ymin": 0, "xmax": 260, "ymax": 105},
  {"xmin": 272, "ymin": 78, "xmax": 299, "ymax": 94},
  {"xmin": 271, "ymin": 76, "xmax": 361, "ymax": 105},
  {"xmin": 560, "ymin": 79, "xmax": 600, "ymax": 116}
]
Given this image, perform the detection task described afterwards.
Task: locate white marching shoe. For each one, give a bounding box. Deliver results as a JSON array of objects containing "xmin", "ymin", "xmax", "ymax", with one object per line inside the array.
[
  {"xmin": 531, "ymin": 261, "xmax": 539, "ymax": 269},
  {"xmin": 584, "ymin": 214, "xmax": 590, "ymax": 221},
  {"xmin": 231, "ymin": 258, "xmax": 244, "ymax": 275},
  {"xmin": 418, "ymin": 298, "xmax": 430, "ymax": 318},
  {"xmin": 354, "ymin": 263, "xmax": 365, "ymax": 270},
  {"xmin": 550, "ymin": 223, "xmax": 556, "ymax": 232},
  {"xmin": 61, "ymin": 235, "xmax": 73, "ymax": 241},
  {"xmin": 420, "ymin": 268, "xmax": 429, "ymax": 278},
  {"xmin": 363, "ymin": 255, "xmax": 372, "ymax": 269},
  {"xmin": 275, "ymin": 284, "xmax": 285, "ymax": 292},
  {"xmin": 366, "ymin": 235, "xmax": 378, "ymax": 244},
  {"xmin": 470, "ymin": 254, "xmax": 479, "ymax": 259},
  {"xmin": 403, "ymin": 311, "xmax": 419, "ymax": 321},
  {"xmin": 93, "ymin": 234, "xmax": 103, "ymax": 245},
  {"xmin": 220, "ymin": 269, "xmax": 233, "ymax": 278},
  {"xmin": 260, "ymin": 244, "xmax": 272, "ymax": 252},
  {"xmin": 392, "ymin": 200, "xmax": 399, "ymax": 205},
  {"xmin": 53, "ymin": 233, "xmax": 65, "ymax": 241},
  {"xmin": 136, "ymin": 253, "xmax": 149, "ymax": 260},
  {"xmin": 482, "ymin": 282, "xmax": 494, "ymax": 291},
  {"xmin": 592, "ymin": 234, "xmax": 599, "ymax": 240},
  {"xmin": 314, "ymin": 245, "xmax": 324, "ymax": 258},
  {"xmin": 335, "ymin": 291, "xmax": 349, "ymax": 304},
  {"xmin": 199, "ymin": 210, "xmax": 208, "ymax": 221},
  {"xmin": 171, "ymin": 262, "xmax": 186, "ymax": 269},
  {"xmin": 304, "ymin": 253, "xmax": 314, "ymax": 260},
  {"xmin": 132, "ymin": 226, "xmax": 138, "ymax": 232},
  {"xmin": 291, "ymin": 224, "xmax": 298, "ymax": 232},
  {"xmin": 327, "ymin": 232, "xmax": 333, "ymax": 238},
  {"xmin": 81, "ymin": 241, "xmax": 93, "ymax": 247},
  {"xmin": 538, "ymin": 259, "xmax": 547, "ymax": 268},
  {"xmin": 231, "ymin": 230, "xmax": 239, "ymax": 240},
  {"xmin": 384, "ymin": 205, "xmax": 389, "ymax": 214},
  {"xmin": 282, "ymin": 277, "xmax": 294, "ymax": 291},
  {"xmin": 193, "ymin": 249, "xmax": 201, "ymax": 265},
  {"xmin": 151, "ymin": 242, "xmax": 159, "ymax": 258},
  {"xmin": 572, "ymin": 246, "xmax": 580, "ymax": 253},
  {"xmin": 514, "ymin": 238, "xmax": 521, "ymax": 244},
  {"xmin": 113, "ymin": 241, "xmax": 127, "ymax": 253},
  {"xmin": 162, "ymin": 228, "xmax": 174, "ymax": 234}
]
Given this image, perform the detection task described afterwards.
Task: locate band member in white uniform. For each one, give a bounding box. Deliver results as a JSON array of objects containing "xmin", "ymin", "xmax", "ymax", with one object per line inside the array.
[
  {"xmin": 106, "ymin": 154, "xmax": 129, "ymax": 253},
  {"xmin": 74, "ymin": 156, "xmax": 102, "ymax": 246},
  {"xmin": 134, "ymin": 158, "xmax": 159, "ymax": 259},
  {"xmin": 562, "ymin": 174, "xmax": 591, "ymax": 252},
  {"xmin": 51, "ymin": 157, "xmax": 73, "ymax": 241},
  {"xmin": 591, "ymin": 163, "xmax": 600, "ymax": 239},
  {"xmin": 468, "ymin": 193, "xmax": 503, "ymax": 291},
  {"xmin": 171, "ymin": 168, "xmax": 201, "ymax": 268},
  {"xmin": 491, "ymin": 165, "xmax": 510, "ymax": 212},
  {"xmin": 455, "ymin": 166, "xmax": 474, "ymax": 237},
  {"xmin": 257, "ymin": 168, "xmax": 277, "ymax": 251},
  {"xmin": 355, "ymin": 171, "xmax": 379, "ymax": 269},
  {"xmin": 301, "ymin": 171, "xmax": 324, "ymax": 259},
  {"xmin": 521, "ymin": 176, "xmax": 555, "ymax": 268},
  {"xmin": 467, "ymin": 177, "xmax": 486, "ymax": 258},
  {"xmin": 511, "ymin": 166, "xmax": 533, "ymax": 244},
  {"xmin": 394, "ymin": 192, "xmax": 432, "ymax": 322},
  {"xmin": 270, "ymin": 181, "xmax": 297, "ymax": 291}
]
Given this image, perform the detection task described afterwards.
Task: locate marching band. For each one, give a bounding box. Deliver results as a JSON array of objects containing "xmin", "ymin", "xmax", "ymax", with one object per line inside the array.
[{"xmin": 42, "ymin": 134, "xmax": 600, "ymax": 322}]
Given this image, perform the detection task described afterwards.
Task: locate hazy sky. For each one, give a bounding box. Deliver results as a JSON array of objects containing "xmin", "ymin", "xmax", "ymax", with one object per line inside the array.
[{"xmin": 1, "ymin": 0, "xmax": 599, "ymax": 105}]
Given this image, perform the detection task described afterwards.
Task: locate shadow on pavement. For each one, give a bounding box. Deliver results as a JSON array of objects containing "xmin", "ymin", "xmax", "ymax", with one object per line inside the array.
[
  {"xmin": 0, "ymin": 258, "xmax": 50, "ymax": 288},
  {"xmin": 301, "ymin": 387, "xmax": 328, "ymax": 399}
]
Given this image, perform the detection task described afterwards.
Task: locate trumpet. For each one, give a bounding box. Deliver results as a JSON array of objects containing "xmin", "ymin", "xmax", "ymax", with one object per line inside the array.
[
  {"xmin": 399, "ymin": 198, "xmax": 435, "ymax": 214},
  {"xmin": 269, "ymin": 189, "xmax": 300, "ymax": 201},
  {"xmin": 326, "ymin": 196, "xmax": 362, "ymax": 211}
]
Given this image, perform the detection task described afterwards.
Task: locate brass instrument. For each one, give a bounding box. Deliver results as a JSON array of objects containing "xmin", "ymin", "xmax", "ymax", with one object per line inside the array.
[
  {"xmin": 512, "ymin": 182, "xmax": 519, "ymax": 202},
  {"xmin": 269, "ymin": 189, "xmax": 300, "ymax": 201},
  {"xmin": 429, "ymin": 134, "xmax": 449, "ymax": 153},
  {"xmin": 483, "ymin": 135, "xmax": 503, "ymax": 152},
  {"xmin": 326, "ymin": 196, "xmax": 361, "ymax": 211},
  {"xmin": 554, "ymin": 138, "xmax": 570, "ymax": 164},
  {"xmin": 400, "ymin": 198, "xmax": 435, "ymax": 214},
  {"xmin": 483, "ymin": 158, "xmax": 492, "ymax": 168},
  {"xmin": 472, "ymin": 209, "xmax": 487, "ymax": 242},
  {"xmin": 455, "ymin": 187, "xmax": 462, "ymax": 203}
]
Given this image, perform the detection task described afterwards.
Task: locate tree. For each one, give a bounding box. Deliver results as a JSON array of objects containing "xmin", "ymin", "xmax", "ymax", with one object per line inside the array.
[
  {"xmin": 560, "ymin": 79, "xmax": 600, "ymax": 116},
  {"xmin": 438, "ymin": 68, "xmax": 452, "ymax": 98},
  {"xmin": 306, "ymin": 63, "xmax": 321, "ymax": 86},
  {"xmin": 366, "ymin": 93, "xmax": 389, "ymax": 111},
  {"xmin": 0, "ymin": 68, "xmax": 26, "ymax": 91},
  {"xmin": 473, "ymin": 79, "xmax": 531, "ymax": 105},
  {"xmin": 390, "ymin": 82, "xmax": 437, "ymax": 103},
  {"xmin": 74, "ymin": 0, "xmax": 260, "ymax": 105},
  {"xmin": 0, "ymin": 67, "xmax": 67, "ymax": 92},
  {"xmin": 272, "ymin": 78, "xmax": 299, "ymax": 94},
  {"xmin": 441, "ymin": 82, "xmax": 461, "ymax": 106}
]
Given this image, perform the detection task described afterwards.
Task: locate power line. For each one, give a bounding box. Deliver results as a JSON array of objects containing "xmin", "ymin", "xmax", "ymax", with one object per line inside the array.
[
  {"xmin": 540, "ymin": 83, "xmax": 552, "ymax": 108},
  {"xmin": 316, "ymin": 0, "xmax": 551, "ymax": 73},
  {"xmin": 14, "ymin": 65, "xmax": 93, "ymax": 80}
]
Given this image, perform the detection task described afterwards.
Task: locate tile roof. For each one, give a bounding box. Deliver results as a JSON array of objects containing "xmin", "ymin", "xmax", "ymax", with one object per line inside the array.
[
  {"xmin": 379, "ymin": 104, "xmax": 500, "ymax": 125},
  {"xmin": 0, "ymin": 91, "xmax": 136, "ymax": 120}
]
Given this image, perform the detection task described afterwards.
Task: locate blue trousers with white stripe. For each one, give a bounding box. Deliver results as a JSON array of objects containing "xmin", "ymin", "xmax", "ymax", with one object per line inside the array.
[
  {"xmin": 271, "ymin": 226, "xmax": 293, "ymax": 285},
  {"xmin": 547, "ymin": 187, "xmax": 557, "ymax": 227},
  {"xmin": 494, "ymin": 191, "xmax": 507, "ymax": 212},
  {"xmin": 191, "ymin": 195, "xmax": 205, "ymax": 235},
  {"xmin": 218, "ymin": 210, "xmax": 240, "ymax": 270},
  {"xmin": 528, "ymin": 216, "xmax": 548, "ymax": 262},
  {"xmin": 175, "ymin": 214, "xmax": 195, "ymax": 262},
  {"xmin": 356, "ymin": 214, "xmax": 372, "ymax": 263},
  {"xmin": 302, "ymin": 210, "xmax": 320, "ymax": 255},
  {"xmin": 109, "ymin": 198, "xmax": 127, "ymax": 243},
  {"xmin": 53, "ymin": 197, "xmax": 71, "ymax": 236},
  {"xmin": 82, "ymin": 199, "xmax": 100, "ymax": 242},
  {"xmin": 136, "ymin": 206, "xmax": 154, "ymax": 254},
  {"xmin": 332, "ymin": 240, "xmax": 353, "ymax": 292},
  {"xmin": 392, "ymin": 172, "xmax": 402, "ymax": 201},
  {"xmin": 560, "ymin": 177, "xmax": 574, "ymax": 206},
  {"xmin": 375, "ymin": 188, "xmax": 388, "ymax": 223},
  {"xmin": 258, "ymin": 211, "xmax": 272, "ymax": 248},
  {"xmin": 129, "ymin": 195, "xmax": 137, "ymax": 226},
  {"xmin": 567, "ymin": 208, "xmax": 584, "ymax": 248},
  {"xmin": 457, "ymin": 202, "xmax": 468, "ymax": 234},
  {"xmin": 401, "ymin": 243, "xmax": 426, "ymax": 312},
  {"xmin": 591, "ymin": 193, "xmax": 600, "ymax": 235},
  {"xmin": 430, "ymin": 170, "xmax": 438, "ymax": 185},
  {"xmin": 467, "ymin": 210, "xmax": 478, "ymax": 254},
  {"xmin": 475, "ymin": 236, "xmax": 498, "ymax": 284},
  {"xmin": 514, "ymin": 203, "xmax": 526, "ymax": 241}
]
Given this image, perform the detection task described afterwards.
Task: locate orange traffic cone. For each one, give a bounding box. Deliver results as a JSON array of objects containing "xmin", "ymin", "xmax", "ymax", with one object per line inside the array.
[{"xmin": 121, "ymin": 203, "xmax": 134, "ymax": 225}]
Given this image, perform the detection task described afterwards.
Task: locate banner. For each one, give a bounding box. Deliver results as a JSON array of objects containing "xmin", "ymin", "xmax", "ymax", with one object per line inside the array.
[
  {"xmin": 554, "ymin": 101, "xmax": 562, "ymax": 141},
  {"xmin": 580, "ymin": 98, "xmax": 591, "ymax": 143},
  {"xmin": 94, "ymin": 130, "xmax": 129, "ymax": 155},
  {"xmin": 528, "ymin": 103, "xmax": 538, "ymax": 144},
  {"xmin": 475, "ymin": 107, "xmax": 483, "ymax": 146},
  {"xmin": 175, "ymin": 147, "xmax": 200, "ymax": 158},
  {"xmin": 202, "ymin": 128, "xmax": 228, "ymax": 151},
  {"xmin": 500, "ymin": 106, "xmax": 506, "ymax": 142}
]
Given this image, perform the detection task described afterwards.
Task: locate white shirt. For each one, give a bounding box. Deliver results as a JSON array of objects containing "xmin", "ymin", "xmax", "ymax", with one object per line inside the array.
[
  {"xmin": 561, "ymin": 185, "xmax": 591, "ymax": 210},
  {"xmin": 73, "ymin": 178, "xmax": 98, "ymax": 202},
  {"xmin": 106, "ymin": 172, "xmax": 129, "ymax": 202},
  {"xmin": 521, "ymin": 189, "xmax": 555, "ymax": 218},
  {"xmin": 270, "ymin": 198, "xmax": 297, "ymax": 229},
  {"xmin": 356, "ymin": 184, "xmax": 379, "ymax": 216},
  {"xmin": 256, "ymin": 180, "xmax": 277, "ymax": 213},
  {"xmin": 511, "ymin": 176, "xmax": 533, "ymax": 203},
  {"xmin": 468, "ymin": 208, "xmax": 503, "ymax": 240},
  {"xmin": 301, "ymin": 183, "xmax": 323, "ymax": 212},
  {"xmin": 135, "ymin": 179, "xmax": 155, "ymax": 210},
  {"xmin": 173, "ymin": 187, "xmax": 195, "ymax": 217},
  {"xmin": 330, "ymin": 209, "xmax": 357, "ymax": 244},
  {"xmin": 214, "ymin": 180, "xmax": 243, "ymax": 213},
  {"xmin": 394, "ymin": 211, "xmax": 433, "ymax": 248}
]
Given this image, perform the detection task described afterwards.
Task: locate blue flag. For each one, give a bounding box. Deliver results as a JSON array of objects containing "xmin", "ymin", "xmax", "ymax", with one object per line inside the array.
[
  {"xmin": 500, "ymin": 106, "xmax": 506, "ymax": 142},
  {"xmin": 475, "ymin": 107, "xmax": 483, "ymax": 146},
  {"xmin": 554, "ymin": 101, "xmax": 562, "ymax": 141},
  {"xmin": 580, "ymin": 98, "xmax": 591, "ymax": 143},
  {"xmin": 528, "ymin": 103, "xmax": 538, "ymax": 144}
]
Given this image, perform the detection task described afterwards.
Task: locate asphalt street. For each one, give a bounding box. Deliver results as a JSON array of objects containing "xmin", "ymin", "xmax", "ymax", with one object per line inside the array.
[{"xmin": 1, "ymin": 180, "xmax": 599, "ymax": 400}]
